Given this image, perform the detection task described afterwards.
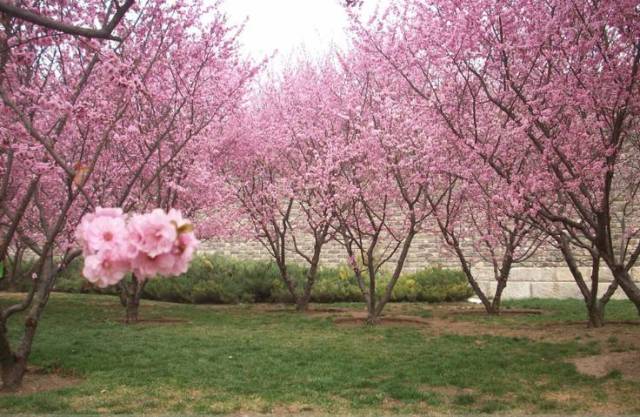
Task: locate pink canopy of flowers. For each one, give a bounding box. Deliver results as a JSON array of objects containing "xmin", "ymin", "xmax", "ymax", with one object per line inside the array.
[{"xmin": 76, "ymin": 207, "xmax": 199, "ymax": 287}]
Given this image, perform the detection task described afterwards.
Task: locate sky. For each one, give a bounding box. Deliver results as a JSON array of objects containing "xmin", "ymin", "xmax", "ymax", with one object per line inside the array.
[{"xmin": 220, "ymin": 0, "xmax": 384, "ymax": 68}]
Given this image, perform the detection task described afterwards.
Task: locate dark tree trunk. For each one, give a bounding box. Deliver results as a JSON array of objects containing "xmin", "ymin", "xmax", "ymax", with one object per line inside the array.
[
  {"xmin": 340, "ymin": 226, "xmax": 415, "ymax": 326},
  {"xmin": 121, "ymin": 275, "xmax": 147, "ymax": 324},
  {"xmin": 295, "ymin": 240, "xmax": 324, "ymax": 312},
  {"xmin": 488, "ymin": 249, "xmax": 515, "ymax": 315},
  {"xmin": 586, "ymin": 257, "xmax": 606, "ymax": 328},
  {"xmin": 452, "ymin": 244, "xmax": 494, "ymax": 313},
  {"xmin": 365, "ymin": 311, "xmax": 380, "ymax": 325},
  {"xmin": 0, "ymin": 252, "xmax": 62, "ymax": 390},
  {"xmin": 0, "ymin": 322, "xmax": 24, "ymax": 391},
  {"xmin": 350, "ymin": 265, "xmax": 378, "ymax": 324},
  {"xmin": 0, "ymin": 348, "xmax": 26, "ymax": 392},
  {"xmin": 295, "ymin": 270, "xmax": 314, "ymax": 312},
  {"xmin": 366, "ymin": 259, "xmax": 377, "ymax": 324},
  {"xmin": 608, "ymin": 264, "xmax": 640, "ymax": 316},
  {"xmin": 365, "ymin": 270, "xmax": 379, "ymax": 325},
  {"xmin": 3, "ymin": 245, "xmax": 25, "ymax": 292},
  {"xmin": 125, "ymin": 294, "xmax": 140, "ymax": 323},
  {"xmin": 432, "ymin": 214, "xmax": 495, "ymax": 314},
  {"xmin": 277, "ymin": 264, "xmax": 300, "ymax": 308},
  {"xmin": 294, "ymin": 299, "xmax": 308, "ymax": 312},
  {"xmin": 365, "ymin": 289, "xmax": 378, "ymax": 325},
  {"xmin": 372, "ymin": 229, "xmax": 418, "ymax": 322},
  {"xmin": 586, "ymin": 301, "xmax": 606, "ymax": 328},
  {"xmin": 489, "ymin": 280, "xmax": 507, "ymax": 315},
  {"xmin": 556, "ymin": 237, "xmax": 618, "ymax": 327}
]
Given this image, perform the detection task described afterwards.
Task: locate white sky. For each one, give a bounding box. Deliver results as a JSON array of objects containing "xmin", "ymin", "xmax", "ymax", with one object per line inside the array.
[{"xmin": 220, "ymin": 0, "xmax": 384, "ymax": 68}]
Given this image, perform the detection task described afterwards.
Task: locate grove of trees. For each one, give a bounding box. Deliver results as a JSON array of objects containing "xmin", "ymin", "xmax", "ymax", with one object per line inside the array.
[{"xmin": 0, "ymin": 0, "xmax": 638, "ymax": 390}]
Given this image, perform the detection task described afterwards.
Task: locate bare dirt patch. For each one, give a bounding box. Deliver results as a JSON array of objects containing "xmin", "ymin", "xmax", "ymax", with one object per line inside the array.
[
  {"xmin": 113, "ymin": 317, "xmax": 191, "ymax": 325},
  {"xmin": 260, "ymin": 308, "xmax": 297, "ymax": 313},
  {"xmin": 334, "ymin": 314, "xmax": 431, "ymax": 327},
  {"xmin": 543, "ymin": 382, "xmax": 640, "ymax": 415},
  {"xmin": 571, "ymin": 351, "xmax": 640, "ymax": 380},
  {"xmin": 424, "ymin": 318, "xmax": 640, "ymax": 349},
  {"xmin": 418, "ymin": 384, "xmax": 475, "ymax": 396},
  {"xmin": 320, "ymin": 303, "xmax": 640, "ymax": 352},
  {"xmin": 271, "ymin": 402, "xmax": 315, "ymax": 414},
  {"xmin": 449, "ymin": 308, "xmax": 544, "ymax": 316},
  {"xmin": 251, "ymin": 303, "xmax": 296, "ymax": 312},
  {"xmin": 247, "ymin": 305, "xmax": 354, "ymax": 317},
  {"xmin": 0, "ymin": 367, "xmax": 81, "ymax": 396},
  {"xmin": 306, "ymin": 307, "xmax": 352, "ymax": 314}
]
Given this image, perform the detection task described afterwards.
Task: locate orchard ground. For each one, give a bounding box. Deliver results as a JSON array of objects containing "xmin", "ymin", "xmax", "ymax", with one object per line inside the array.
[{"xmin": 0, "ymin": 294, "xmax": 639, "ymax": 415}]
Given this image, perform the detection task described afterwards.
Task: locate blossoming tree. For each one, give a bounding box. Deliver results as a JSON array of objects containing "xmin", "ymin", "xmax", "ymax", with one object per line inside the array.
[
  {"xmin": 76, "ymin": 207, "xmax": 198, "ymax": 322},
  {"xmin": 208, "ymin": 61, "xmax": 338, "ymax": 311},
  {"xmin": 352, "ymin": 0, "xmax": 640, "ymax": 323},
  {"xmin": 0, "ymin": 0, "xmax": 252, "ymax": 389},
  {"xmin": 329, "ymin": 53, "xmax": 444, "ymax": 324},
  {"xmin": 426, "ymin": 171, "xmax": 545, "ymax": 315}
]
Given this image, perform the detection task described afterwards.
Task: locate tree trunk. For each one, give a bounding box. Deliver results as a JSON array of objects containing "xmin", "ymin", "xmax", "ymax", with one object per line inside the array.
[
  {"xmin": 351, "ymin": 266, "xmax": 375, "ymax": 323},
  {"xmin": 295, "ymin": 278, "xmax": 313, "ymax": 311},
  {"xmin": 0, "ymin": 351, "xmax": 26, "ymax": 392},
  {"xmin": 365, "ymin": 311, "xmax": 380, "ymax": 325},
  {"xmin": 556, "ymin": 237, "xmax": 614, "ymax": 325},
  {"xmin": 608, "ymin": 264, "xmax": 640, "ymax": 316},
  {"xmin": 294, "ymin": 299, "xmax": 307, "ymax": 312},
  {"xmin": 489, "ymin": 280, "xmax": 507, "ymax": 315},
  {"xmin": 0, "ymin": 322, "xmax": 26, "ymax": 391},
  {"xmin": 452, "ymin": 245, "xmax": 493, "ymax": 314},
  {"xmin": 365, "ymin": 258, "xmax": 379, "ymax": 324},
  {"xmin": 372, "ymin": 229, "xmax": 417, "ymax": 321},
  {"xmin": 0, "ymin": 253, "xmax": 57, "ymax": 390},
  {"xmin": 365, "ymin": 285, "xmax": 379, "ymax": 325},
  {"xmin": 125, "ymin": 295, "xmax": 140, "ymax": 323},
  {"xmin": 488, "ymin": 264, "xmax": 511, "ymax": 315},
  {"xmin": 122, "ymin": 275, "xmax": 146, "ymax": 324},
  {"xmin": 295, "ymin": 243, "xmax": 323, "ymax": 312},
  {"xmin": 489, "ymin": 246, "xmax": 515, "ymax": 316},
  {"xmin": 3, "ymin": 246, "xmax": 24, "ymax": 292},
  {"xmin": 586, "ymin": 300, "xmax": 605, "ymax": 328},
  {"xmin": 432, "ymin": 216, "xmax": 494, "ymax": 314},
  {"xmin": 278, "ymin": 265, "xmax": 300, "ymax": 308}
]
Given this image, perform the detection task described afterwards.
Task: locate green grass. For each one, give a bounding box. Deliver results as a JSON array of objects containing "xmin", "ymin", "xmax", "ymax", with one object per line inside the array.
[{"xmin": 0, "ymin": 294, "xmax": 639, "ymax": 415}]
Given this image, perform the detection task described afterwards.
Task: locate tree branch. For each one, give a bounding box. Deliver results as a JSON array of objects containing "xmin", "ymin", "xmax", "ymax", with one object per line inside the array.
[{"xmin": 0, "ymin": 0, "xmax": 134, "ymax": 41}]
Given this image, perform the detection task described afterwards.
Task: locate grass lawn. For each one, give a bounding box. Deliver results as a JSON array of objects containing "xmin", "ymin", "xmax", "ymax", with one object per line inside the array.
[{"xmin": 0, "ymin": 293, "xmax": 639, "ymax": 415}]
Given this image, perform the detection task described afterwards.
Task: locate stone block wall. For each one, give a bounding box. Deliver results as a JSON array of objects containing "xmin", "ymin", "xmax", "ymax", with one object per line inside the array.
[{"xmin": 204, "ymin": 229, "xmax": 639, "ymax": 300}]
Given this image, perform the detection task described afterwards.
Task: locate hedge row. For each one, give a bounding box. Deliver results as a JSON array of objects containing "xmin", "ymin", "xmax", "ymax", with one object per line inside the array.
[{"xmin": 14, "ymin": 254, "xmax": 473, "ymax": 304}]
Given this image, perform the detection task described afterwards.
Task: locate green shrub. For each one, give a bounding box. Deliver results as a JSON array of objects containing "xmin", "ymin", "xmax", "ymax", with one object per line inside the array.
[
  {"xmin": 312, "ymin": 265, "xmax": 362, "ymax": 303},
  {"xmin": 0, "ymin": 257, "xmax": 37, "ymax": 291},
  {"xmin": 46, "ymin": 254, "xmax": 472, "ymax": 305},
  {"xmin": 392, "ymin": 267, "xmax": 473, "ymax": 302}
]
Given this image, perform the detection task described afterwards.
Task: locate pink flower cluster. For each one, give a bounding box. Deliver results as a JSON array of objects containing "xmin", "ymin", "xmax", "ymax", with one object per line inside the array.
[{"xmin": 76, "ymin": 207, "xmax": 198, "ymax": 288}]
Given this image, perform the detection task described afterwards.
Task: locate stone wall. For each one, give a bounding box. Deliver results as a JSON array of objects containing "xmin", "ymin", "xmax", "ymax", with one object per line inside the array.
[{"xmin": 204, "ymin": 228, "xmax": 639, "ymax": 300}]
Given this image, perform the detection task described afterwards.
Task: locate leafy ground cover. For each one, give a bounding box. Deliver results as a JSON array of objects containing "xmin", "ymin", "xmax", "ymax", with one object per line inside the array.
[{"xmin": 0, "ymin": 293, "xmax": 638, "ymax": 415}]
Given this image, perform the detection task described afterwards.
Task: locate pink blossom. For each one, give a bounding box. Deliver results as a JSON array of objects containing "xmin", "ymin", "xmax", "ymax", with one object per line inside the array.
[
  {"xmin": 160, "ymin": 231, "xmax": 199, "ymax": 276},
  {"xmin": 76, "ymin": 207, "xmax": 198, "ymax": 285},
  {"xmin": 76, "ymin": 208, "xmax": 128, "ymax": 255},
  {"xmin": 82, "ymin": 250, "xmax": 130, "ymax": 288},
  {"xmin": 128, "ymin": 209, "xmax": 178, "ymax": 258},
  {"xmin": 132, "ymin": 212, "xmax": 199, "ymax": 278},
  {"xmin": 131, "ymin": 251, "xmax": 175, "ymax": 279}
]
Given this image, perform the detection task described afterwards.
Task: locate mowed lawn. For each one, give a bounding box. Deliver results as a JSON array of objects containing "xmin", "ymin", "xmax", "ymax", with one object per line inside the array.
[{"xmin": 0, "ymin": 293, "xmax": 639, "ymax": 415}]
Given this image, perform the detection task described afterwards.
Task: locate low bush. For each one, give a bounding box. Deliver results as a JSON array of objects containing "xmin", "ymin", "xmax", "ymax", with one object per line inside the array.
[
  {"xmin": 391, "ymin": 267, "xmax": 474, "ymax": 302},
  {"xmin": 0, "ymin": 257, "xmax": 36, "ymax": 292},
  {"xmin": 44, "ymin": 254, "xmax": 473, "ymax": 304}
]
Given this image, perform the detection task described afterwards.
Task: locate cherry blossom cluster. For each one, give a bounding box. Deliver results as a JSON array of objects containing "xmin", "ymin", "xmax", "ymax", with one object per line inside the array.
[{"xmin": 76, "ymin": 208, "xmax": 198, "ymax": 288}]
